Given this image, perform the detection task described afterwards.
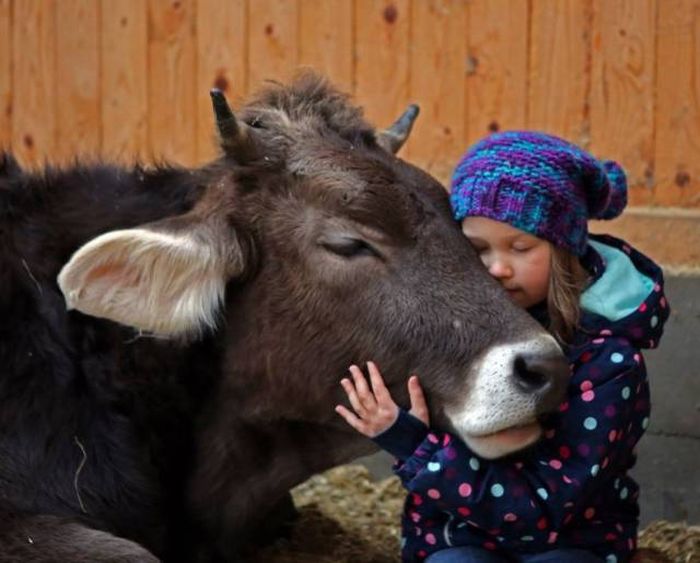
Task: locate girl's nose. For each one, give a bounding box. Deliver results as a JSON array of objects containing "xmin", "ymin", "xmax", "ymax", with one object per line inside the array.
[{"xmin": 488, "ymin": 258, "xmax": 513, "ymax": 279}]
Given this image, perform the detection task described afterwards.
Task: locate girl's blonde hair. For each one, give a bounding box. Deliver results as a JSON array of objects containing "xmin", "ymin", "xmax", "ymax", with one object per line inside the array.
[{"xmin": 546, "ymin": 247, "xmax": 590, "ymax": 345}]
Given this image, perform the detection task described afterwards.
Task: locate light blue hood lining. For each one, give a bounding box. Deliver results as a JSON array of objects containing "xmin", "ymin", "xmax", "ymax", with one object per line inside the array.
[{"xmin": 581, "ymin": 240, "xmax": 655, "ymax": 322}]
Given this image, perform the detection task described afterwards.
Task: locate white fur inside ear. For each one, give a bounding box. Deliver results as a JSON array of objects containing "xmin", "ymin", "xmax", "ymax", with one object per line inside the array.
[{"xmin": 57, "ymin": 228, "xmax": 228, "ymax": 336}]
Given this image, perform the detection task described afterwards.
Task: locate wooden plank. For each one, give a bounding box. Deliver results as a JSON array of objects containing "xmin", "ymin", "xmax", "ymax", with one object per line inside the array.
[
  {"xmin": 299, "ymin": 0, "xmax": 353, "ymax": 93},
  {"xmin": 12, "ymin": 0, "xmax": 56, "ymax": 166},
  {"xmin": 466, "ymin": 0, "xmax": 528, "ymax": 149},
  {"xmin": 591, "ymin": 209, "xmax": 700, "ymax": 270},
  {"xmin": 654, "ymin": 0, "xmax": 700, "ymax": 207},
  {"xmin": 55, "ymin": 0, "xmax": 100, "ymax": 163},
  {"xmin": 101, "ymin": 0, "xmax": 149, "ymax": 163},
  {"xmin": 528, "ymin": 0, "xmax": 591, "ymax": 145},
  {"xmin": 248, "ymin": 0, "xmax": 299, "ymax": 92},
  {"xmin": 354, "ymin": 0, "xmax": 411, "ymax": 136},
  {"xmin": 407, "ymin": 0, "xmax": 467, "ymax": 183},
  {"xmin": 196, "ymin": 0, "xmax": 247, "ymax": 163},
  {"xmin": 590, "ymin": 0, "xmax": 656, "ymax": 206},
  {"xmin": 0, "ymin": 0, "xmax": 11, "ymax": 151},
  {"xmin": 148, "ymin": 0, "xmax": 197, "ymax": 165}
]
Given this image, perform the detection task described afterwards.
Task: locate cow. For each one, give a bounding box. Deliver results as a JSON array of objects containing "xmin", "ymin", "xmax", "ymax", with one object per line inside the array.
[{"xmin": 0, "ymin": 73, "xmax": 568, "ymax": 562}]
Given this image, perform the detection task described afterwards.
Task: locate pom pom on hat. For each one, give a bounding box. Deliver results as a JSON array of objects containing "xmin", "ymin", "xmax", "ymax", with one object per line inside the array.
[
  {"xmin": 449, "ymin": 131, "xmax": 628, "ymax": 256},
  {"xmin": 591, "ymin": 160, "xmax": 627, "ymax": 220}
]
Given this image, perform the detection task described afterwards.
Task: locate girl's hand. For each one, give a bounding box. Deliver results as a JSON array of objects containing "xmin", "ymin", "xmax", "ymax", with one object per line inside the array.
[{"xmin": 335, "ymin": 361, "xmax": 430, "ymax": 438}]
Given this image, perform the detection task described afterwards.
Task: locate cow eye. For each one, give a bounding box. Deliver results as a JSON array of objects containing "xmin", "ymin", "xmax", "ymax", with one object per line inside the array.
[{"xmin": 320, "ymin": 237, "xmax": 380, "ymax": 259}]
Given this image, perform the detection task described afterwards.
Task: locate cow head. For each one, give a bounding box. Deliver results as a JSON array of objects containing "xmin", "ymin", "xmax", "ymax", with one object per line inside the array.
[{"xmin": 58, "ymin": 74, "xmax": 567, "ymax": 460}]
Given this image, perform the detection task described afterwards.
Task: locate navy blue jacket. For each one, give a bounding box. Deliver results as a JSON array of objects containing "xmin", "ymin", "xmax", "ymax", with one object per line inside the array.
[{"xmin": 374, "ymin": 236, "xmax": 670, "ymax": 563}]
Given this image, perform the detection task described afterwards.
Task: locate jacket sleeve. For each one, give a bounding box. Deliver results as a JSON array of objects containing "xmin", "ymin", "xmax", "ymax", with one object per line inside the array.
[
  {"xmin": 390, "ymin": 342, "xmax": 650, "ymax": 547},
  {"xmin": 372, "ymin": 409, "xmax": 430, "ymax": 460}
]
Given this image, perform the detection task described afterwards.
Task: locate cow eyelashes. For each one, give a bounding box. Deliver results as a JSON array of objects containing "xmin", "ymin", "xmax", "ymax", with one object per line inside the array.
[{"xmin": 320, "ymin": 236, "xmax": 381, "ymax": 259}]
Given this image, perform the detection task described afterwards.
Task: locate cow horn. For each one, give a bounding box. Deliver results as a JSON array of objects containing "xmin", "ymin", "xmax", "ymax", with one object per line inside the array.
[
  {"xmin": 376, "ymin": 104, "xmax": 420, "ymax": 154},
  {"xmin": 210, "ymin": 89, "xmax": 254, "ymax": 159}
]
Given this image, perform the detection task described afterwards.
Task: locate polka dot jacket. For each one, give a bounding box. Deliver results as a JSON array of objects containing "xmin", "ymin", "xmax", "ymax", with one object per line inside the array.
[{"xmin": 373, "ymin": 235, "xmax": 670, "ymax": 563}]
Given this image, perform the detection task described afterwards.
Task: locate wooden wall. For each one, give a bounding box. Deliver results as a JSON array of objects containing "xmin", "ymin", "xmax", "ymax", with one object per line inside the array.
[{"xmin": 0, "ymin": 0, "xmax": 698, "ymax": 209}]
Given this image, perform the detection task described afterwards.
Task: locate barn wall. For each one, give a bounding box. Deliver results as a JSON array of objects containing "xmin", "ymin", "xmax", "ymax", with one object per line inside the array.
[
  {"xmin": 1, "ymin": 0, "xmax": 699, "ymax": 267},
  {"xmin": 0, "ymin": 2, "xmax": 697, "ymax": 196}
]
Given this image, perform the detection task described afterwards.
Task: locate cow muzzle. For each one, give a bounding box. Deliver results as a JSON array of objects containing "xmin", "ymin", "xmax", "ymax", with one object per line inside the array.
[{"xmin": 445, "ymin": 334, "xmax": 569, "ymax": 459}]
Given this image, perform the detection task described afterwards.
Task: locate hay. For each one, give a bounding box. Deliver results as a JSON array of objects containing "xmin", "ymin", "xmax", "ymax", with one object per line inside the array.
[
  {"xmin": 639, "ymin": 522, "xmax": 700, "ymax": 563},
  {"xmin": 253, "ymin": 465, "xmax": 402, "ymax": 562},
  {"xmin": 253, "ymin": 465, "xmax": 699, "ymax": 563}
]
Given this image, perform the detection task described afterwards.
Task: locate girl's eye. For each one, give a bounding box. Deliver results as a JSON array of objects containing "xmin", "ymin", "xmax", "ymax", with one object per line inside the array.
[{"xmin": 512, "ymin": 245, "xmax": 532, "ymax": 253}]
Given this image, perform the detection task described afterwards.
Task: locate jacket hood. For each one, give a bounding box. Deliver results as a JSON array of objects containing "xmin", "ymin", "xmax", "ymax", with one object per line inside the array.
[{"xmin": 577, "ymin": 234, "xmax": 670, "ymax": 350}]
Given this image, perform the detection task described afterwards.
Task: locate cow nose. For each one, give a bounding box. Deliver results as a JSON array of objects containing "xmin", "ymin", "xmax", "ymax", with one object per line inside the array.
[{"xmin": 512, "ymin": 351, "xmax": 569, "ymax": 395}]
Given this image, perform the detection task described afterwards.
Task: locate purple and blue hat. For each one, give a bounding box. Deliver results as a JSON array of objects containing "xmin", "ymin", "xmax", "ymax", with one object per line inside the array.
[{"xmin": 450, "ymin": 131, "xmax": 627, "ymax": 256}]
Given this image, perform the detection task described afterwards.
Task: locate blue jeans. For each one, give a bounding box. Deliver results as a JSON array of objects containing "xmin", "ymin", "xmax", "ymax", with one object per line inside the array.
[
  {"xmin": 520, "ymin": 550, "xmax": 603, "ymax": 562},
  {"xmin": 425, "ymin": 546, "xmax": 603, "ymax": 563},
  {"xmin": 425, "ymin": 546, "xmax": 505, "ymax": 563}
]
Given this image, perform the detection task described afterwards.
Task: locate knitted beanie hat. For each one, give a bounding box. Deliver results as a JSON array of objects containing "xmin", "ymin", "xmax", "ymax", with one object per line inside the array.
[{"xmin": 450, "ymin": 131, "xmax": 627, "ymax": 256}]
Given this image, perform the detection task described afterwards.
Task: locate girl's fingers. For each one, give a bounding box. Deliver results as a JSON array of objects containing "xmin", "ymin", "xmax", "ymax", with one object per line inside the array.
[
  {"xmin": 366, "ymin": 361, "xmax": 394, "ymax": 404},
  {"xmin": 348, "ymin": 364, "xmax": 377, "ymax": 410},
  {"xmin": 408, "ymin": 375, "xmax": 430, "ymax": 426},
  {"xmin": 335, "ymin": 405, "xmax": 370, "ymax": 436},
  {"xmin": 340, "ymin": 378, "xmax": 366, "ymax": 415}
]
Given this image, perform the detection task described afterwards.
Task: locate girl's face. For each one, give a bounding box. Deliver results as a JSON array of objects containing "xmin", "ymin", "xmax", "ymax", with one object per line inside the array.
[{"xmin": 461, "ymin": 216, "xmax": 552, "ymax": 309}]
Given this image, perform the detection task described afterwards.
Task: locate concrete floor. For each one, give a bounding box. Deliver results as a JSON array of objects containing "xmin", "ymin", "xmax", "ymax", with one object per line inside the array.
[
  {"xmin": 356, "ymin": 275, "xmax": 700, "ymax": 527},
  {"xmin": 633, "ymin": 275, "xmax": 700, "ymax": 525}
]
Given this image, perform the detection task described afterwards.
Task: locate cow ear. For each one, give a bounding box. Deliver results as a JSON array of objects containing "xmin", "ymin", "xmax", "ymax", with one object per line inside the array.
[{"xmin": 57, "ymin": 219, "xmax": 247, "ymax": 337}]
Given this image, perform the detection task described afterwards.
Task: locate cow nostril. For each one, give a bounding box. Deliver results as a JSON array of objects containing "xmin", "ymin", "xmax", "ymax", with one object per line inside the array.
[{"xmin": 513, "ymin": 355, "xmax": 550, "ymax": 393}]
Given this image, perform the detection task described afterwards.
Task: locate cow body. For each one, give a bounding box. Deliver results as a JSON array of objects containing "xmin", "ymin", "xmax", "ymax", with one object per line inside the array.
[
  {"xmin": 0, "ymin": 163, "xmax": 220, "ymax": 560},
  {"xmin": 0, "ymin": 75, "xmax": 567, "ymax": 561}
]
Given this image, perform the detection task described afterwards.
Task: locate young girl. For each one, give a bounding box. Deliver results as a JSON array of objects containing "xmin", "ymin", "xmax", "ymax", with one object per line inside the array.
[{"xmin": 335, "ymin": 132, "xmax": 670, "ymax": 563}]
